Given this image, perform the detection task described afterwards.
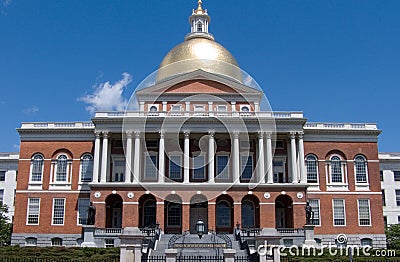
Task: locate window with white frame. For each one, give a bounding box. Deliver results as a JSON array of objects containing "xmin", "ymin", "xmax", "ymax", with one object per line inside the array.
[
  {"xmin": 30, "ymin": 154, "xmax": 44, "ymax": 182},
  {"xmin": 105, "ymin": 239, "xmax": 115, "ymax": 248},
  {"xmin": 396, "ymin": 190, "xmax": 400, "ymax": 206},
  {"xmin": 358, "ymin": 199, "xmax": 371, "ymax": 226},
  {"xmin": 394, "ymin": 171, "xmax": 400, "ymax": 181},
  {"xmin": 197, "ymin": 22, "xmax": 203, "ymax": 32},
  {"xmin": 52, "ymin": 198, "xmax": 65, "ymax": 225},
  {"xmin": 193, "ymin": 154, "xmax": 206, "ymax": 180},
  {"xmin": 217, "ymin": 154, "xmax": 229, "ymax": 179},
  {"xmin": 144, "ymin": 153, "xmax": 157, "ymax": 180},
  {"xmin": 332, "ymin": 199, "xmax": 346, "ymax": 226},
  {"xmin": 305, "ymin": 155, "xmax": 318, "ymax": 183},
  {"xmin": 51, "ymin": 237, "xmax": 63, "ymax": 246},
  {"xmin": 169, "ymin": 155, "xmax": 182, "ymax": 180},
  {"xmin": 354, "ymin": 155, "xmax": 368, "ymax": 183},
  {"xmin": 241, "ymin": 154, "xmax": 253, "ymax": 180},
  {"xmin": 240, "ymin": 105, "xmax": 250, "ymax": 112},
  {"xmin": 80, "ymin": 154, "xmax": 93, "ymax": 182},
  {"xmin": 0, "ymin": 171, "xmax": 5, "ymax": 181},
  {"xmin": 216, "ymin": 105, "xmax": 227, "ymax": 112},
  {"xmin": 309, "ymin": 199, "xmax": 320, "ymax": 226},
  {"xmin": 55, "ymin": 155, "xmax": 68, "ymax": 182},
  {"xmin": 25, "ymin": 237, "xmax": 37, "ymax": 246},
  {"xmin": 27, "ymin": 198, "xmax": 40, "ymax": 225},
  {"xmin": 171, "ymin": 105, "xmax": 182, "ymax": 111},
  {"xmin": 112, "ymin": 160, "xmax": 125, "ymax": 182},
  {"xmin": 330, "ymin": 156, "xmax": 344, "ymax": 183},
  {"xmin": 361, "ymin": 238, "xmax": 373, "ymax": 247},
  {"xmin": 77, "ymin": 198, "xmax": 90, "ymax": 225}
]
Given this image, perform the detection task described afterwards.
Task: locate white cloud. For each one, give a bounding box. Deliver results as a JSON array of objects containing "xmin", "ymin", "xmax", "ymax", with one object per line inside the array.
[
  {"xmin": 23, "ymin": 105, "xmax": 39, "ymax": 114},
  {"xmin": 1, "ymin": 0, "xmax": 12, "ymax": 15},
  {"xmin": 79, "ymin": 73, "xmax": 132, "ymax": 114}
]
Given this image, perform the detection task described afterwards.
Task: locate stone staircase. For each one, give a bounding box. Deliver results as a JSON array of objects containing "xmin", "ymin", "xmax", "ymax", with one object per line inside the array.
[{"xmin": 150, "ymin": 233, "xmax": 248, "ymax": 257}]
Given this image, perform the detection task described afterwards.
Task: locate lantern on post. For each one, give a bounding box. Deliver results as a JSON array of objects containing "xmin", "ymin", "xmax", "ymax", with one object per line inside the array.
[{"xmin": 196, "ymin": 218, "xmax": 205, "ymax": 239}]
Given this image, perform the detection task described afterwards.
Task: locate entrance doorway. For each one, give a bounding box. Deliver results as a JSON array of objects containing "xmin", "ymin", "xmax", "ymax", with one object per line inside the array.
[
  {"xmin": 275, "ymin": 195, "xmax": 293, "ymax": 228},
  {"xmin": 164, "ymin": 194, "xmax": 182, "ymax": 234},
  {"xmin": 190, "ymin": 201, "xmax": 208, "ymax": 233},
  {"xmin": 105, "ymin": 194, "xmax": 123, "ymax": 228}
]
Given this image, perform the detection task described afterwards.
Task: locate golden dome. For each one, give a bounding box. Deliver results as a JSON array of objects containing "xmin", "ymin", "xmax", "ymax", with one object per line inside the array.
[{"xmin": 156, "ymin": 36, "xmax": 243, "ymax": 83}]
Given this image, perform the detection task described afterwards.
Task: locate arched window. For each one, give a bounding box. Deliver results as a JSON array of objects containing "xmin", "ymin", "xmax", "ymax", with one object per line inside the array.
[
  {"xmin": 241, "ymin": 200, "xmax": 255, "ymax": 228},
  {"xmin": 56, "ymin": 155, "xmax": 68, "ymax": 182},
  {"xmin": 197, "ymin": 22, "xmax": 203, "ymax": 32},
  {"xmin": 355, "ymin": 155, "xmax": 368, "ymax": 183},
  {"xmin": 143, "ymin": 199, "xmax": 156, "ymax": 227},
  {"xmin": 330, "ymin": 156, "xmax": 343, "ymax": 183},
  {"xmin": 149, "ymin": 106, "xmax": 158, "ymax": 112},
  {"xmin": 216, "ymin": 200, "xmax": 231, "ymax": 227},
  {"xmin": 241, "ymin": 106, "xmax": 250, "ymax": 112},
  {"xmin": 51, "ymin": 237, "xmax": 63, "ymax": 246},
  {"xmin": 360, "ymin": 238, "xmax": 372, "ymax": 247},
  {"xmin": 31, "ymin": 154, "xmax": 44, "ymax": 182},
  {"xmin": 80, "ymin": 154, "xmax": 93, "ymax": 182},
  {"xmin": 167, "ymin": 202, "xmax": 181, "ymax": 227},
  {"xmin": 25, "ymin": 237, "xmax": 37, "ymax": 246},
  {"xmin": 305, "ymin": 155, "xmax": 318, "ymax": 183}
]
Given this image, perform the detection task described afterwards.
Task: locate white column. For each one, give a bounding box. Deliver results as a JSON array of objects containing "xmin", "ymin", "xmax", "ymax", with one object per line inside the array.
[
  {"xmin": 92, "ymin": 131, "xmax": 101, "ymax": 183},
  {"xmin": 298, "ymin": 132, "xmax": 307, "ymax": 184},
  {"xmin": 100, "ymin": 132, "xmax": 109, "ymax": 183},
  {"xmin": 254, "ymin": 102, "xmax": 260, "ymax": 112},
  {"xmin": 133, "ymin": 131, "xmax": 141, "ymax": 182},
  {"xmin": 258, "ymin": 131, "xmax": 265, "ymax": 183},
  {"xmin": 162, "ymin": 101, "xmax": 167, "ymax": 116},
  {"xmin": 139, "ymin": 101, "xmax": 145, "ymax": 112},
  {"xmin": 185, "ymin": 102, "xmax": 190, "ymax": 116},
  {"xmin": 233, "ymin": 131, "xmax": 240, "ymax": 182},
  {"xmin": 290, "ymin": 132, "xmax": 298, "ymax": 183},
  {"xmin": 208, "ymin": 101, "xmax": 214, "ymax": 116},
  {"xmin": 231, "ymin": 101, "xmax": 237, "ymax": 116},
  {"xmin": 208, "ymin": 131, "xmax": 215, "ymax": 183},
  {"xmin": 266, "ymin": 132, "xmax": 274, "ymax": 184},
  {"xmin": 158, "ymin": 131, "xmax": 165, "ymax": 183},
  {"xmin": 125, "ymin": 132, "xmax": 133, "ymax": 183},
  {"xmin": 184, "ymin": 131, "xmax": 190, "ymax": 184}
]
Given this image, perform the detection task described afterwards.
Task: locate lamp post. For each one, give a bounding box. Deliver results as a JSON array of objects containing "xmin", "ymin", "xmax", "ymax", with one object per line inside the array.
[{"xmin": 196, "ymin": 218, "xmax": 205, "ymax": 239}]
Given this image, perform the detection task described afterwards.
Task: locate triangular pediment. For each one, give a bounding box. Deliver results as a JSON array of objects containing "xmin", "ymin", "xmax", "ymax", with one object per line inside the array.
[{"xmin": 136, "ymin": 69, "xmax": 262, "ymax": 97}]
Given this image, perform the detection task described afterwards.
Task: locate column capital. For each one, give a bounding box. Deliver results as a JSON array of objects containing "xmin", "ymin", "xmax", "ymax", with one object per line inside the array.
[
  {"xmin": 159, "ymin": 130, "xmax": 165, "ymax": 139},
  {"xmin": 232, "ymin": 131, "xmax": 240, "ymax": 139},
  {"xmin": 208, "ymin": 130, "xmax": 215, "ymax": 137},
  {"xmin": 126, "ymin": 131, "xmax": 133, "ymax": 138},
  {"xmin": 183, "ymin": 131, "xmax": 190, "ymax": 138},
  {"xmin": 102, "ymin": 131, "xmax": 109, "ymax": 138},
  {"xmin": 289, "ymin": 131, "xmax": 296, "ymax": 139},
  {"xmin": 266, "ymin": 131, "xmax": 272, "ymax": 139},
  {"xmin": 297, "ymin": 131, "xmax": 304, "ymax": 139},
  {"xmin": 162, "ymin": 101, "xmax": 167, "ymax": 105},
  {"xmin": 257, "ymin": 131, "xmax": 264, "ymax": 139},
  {"xmin": 134, "ymin": 131, "xmax": 141, "ymax": 138},
  {"xmin": 94, "ymin": 131, "xmax": 101, "ymax": 138},
  {"xmin": 231, "ymin": 101, "xmax": 237, "ymax": 105},
  {"xmin": 208, "ymin": 101, "xmax": 213, "ymax": 105}
]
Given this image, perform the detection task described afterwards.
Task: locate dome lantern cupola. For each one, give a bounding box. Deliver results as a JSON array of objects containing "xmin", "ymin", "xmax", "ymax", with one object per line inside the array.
[{"xmin": 186, "ymin": 0, "xmax": 214, "ymax": 41}]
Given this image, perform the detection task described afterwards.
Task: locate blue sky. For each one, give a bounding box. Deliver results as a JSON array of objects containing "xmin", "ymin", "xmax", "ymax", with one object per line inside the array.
[{"xmin": 0, "ymin": 0, "xmax": 399, "ymax": 152}]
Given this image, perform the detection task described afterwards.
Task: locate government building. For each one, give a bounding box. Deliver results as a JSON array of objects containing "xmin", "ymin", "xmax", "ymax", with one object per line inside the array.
[{"xmin": 11, "ymin": 0, "xmax": 385, "ymax": 254}]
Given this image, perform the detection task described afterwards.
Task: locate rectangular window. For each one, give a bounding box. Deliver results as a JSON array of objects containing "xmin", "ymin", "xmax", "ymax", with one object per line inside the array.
[
  {"xmin": 144, "ymin": 154, "xmax": 157, "ymax": 179},
  {"xmin": 358, "ymin": 199, "xmax": 371, "ymax": 226},
  {"xmin": 0, "ymin": 190, "xmax": 3, "ymax": 204},
  {"xmin": 306, "ymin": 159, "xmax": 318, "ymax": 183},
  {"xmin": 275, "ymin": 140, "xmax": 284, "ymax": 149},
  {"xmin": 171, "ymin": 105, "xmax": 182, "ymax": 111},
  {"xmin": 394, "ymin": 171, "xmax": 400, "ymax": 181},
  {"xmin": 27, "ymin": 198, "xmax": 40, "ymax": 225},
  {"xmin": 384, "ymin": 216, "xmax": 387, "ymax": 227},
  {"xmin": 169, "ymin": 155, "xmax": 182, "ymax": 180},
  {"xmin": 80, "ymin": 157, "xmax": 93, "ymax": 182},
  {"xmin": 105, "ymin": 239, "xmax": 115, "ymax": 248},
  {"xmin": 382, "ymin": 190, "xmax": 386, "ymax": 206},
  {"xmin": 380, "ymin": 171, "xmax": 383, "ymax": 181},
  {"xmin": 241, "ymin": 155, "xmax": 253, "ymax": 180},
  {"xmin": 398, "ymin": 216, "xmax": 400, "ymax": 224},
  {"xmin": 309, "ymin": 199, "xmax": 320, "ymax": 226},
  {"xmin": 77, "ymin": 198, "xmax": 90, "ymax": 225},
  {"xmin": 396, "ymin": 190, "xmax": 400, "ymax": 206},
  {"xmin": 56, "ymin": 157, "xmax": 68, "ymax": 182},
  {"xmin": 52, "ymin": 198, "xmax": 65, "ymax": 225},
  {"xmin": 145, "ymin": 140, "xmax": 158, "ymax": 149},
  {"xmin": 332, "ymin": 199, "xmax": 346, "ymax": 226},
  {"xmin": 193, "ymin": 155, "xmax": 205, "ymax": 179},
  {"xmin": 217, "ymin": 155, "xmax": 229, "ymax": 179},
  {"xmin": 217, "ymin": 105, "xmax": 227, "ymax": 111},
  {"xmin": 331, "ymin": 161, "xmax": 343, "ymax": 183},
  {"xmin": 0, "ymin": 171, "xmax": 5, "ymax": 181},
  {"xmin": 112, "ymin": 160, "xmax": 125, "ymax": 182}
]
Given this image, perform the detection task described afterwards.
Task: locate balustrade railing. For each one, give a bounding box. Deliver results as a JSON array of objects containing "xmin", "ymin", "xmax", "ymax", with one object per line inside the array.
[
  {"xmin": 277, "ymin": 228, "xmax": 305, "ymax": 236},
  {"xmin": 94, "ymin": 228, "xmax": 123, "ymax": 236}
]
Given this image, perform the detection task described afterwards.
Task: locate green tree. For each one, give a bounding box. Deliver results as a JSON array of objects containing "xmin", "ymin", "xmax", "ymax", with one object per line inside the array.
[
  {"xmin": 0, "ymin": 204, "xmax": 12, "ymax": 246},
  {"xmin": 386, "ymin": 224, "xmax": 400, "ymax": 249}
]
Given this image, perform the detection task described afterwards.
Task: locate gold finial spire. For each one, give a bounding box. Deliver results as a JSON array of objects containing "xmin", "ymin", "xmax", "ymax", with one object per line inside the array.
[{"xmin": 196, "ymin": 0, "xmax": 204, "ymax": 14}]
